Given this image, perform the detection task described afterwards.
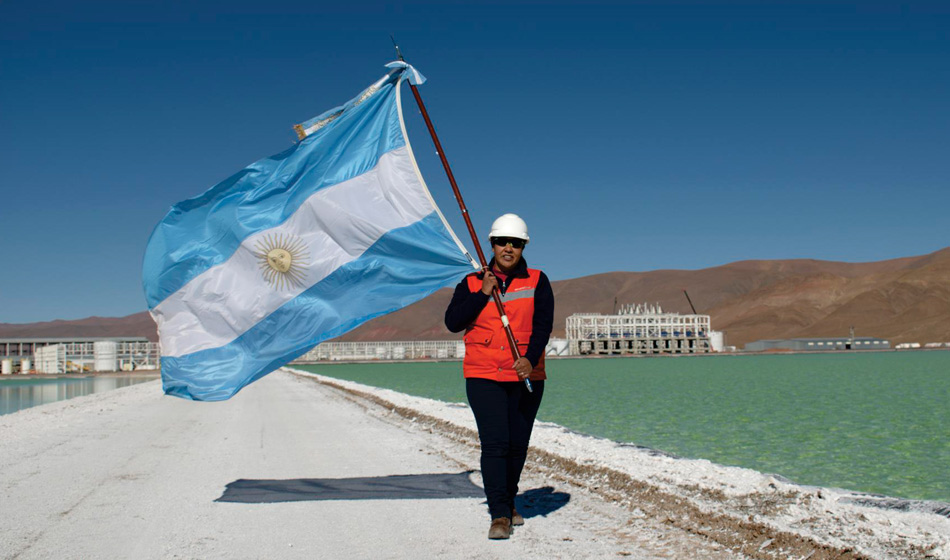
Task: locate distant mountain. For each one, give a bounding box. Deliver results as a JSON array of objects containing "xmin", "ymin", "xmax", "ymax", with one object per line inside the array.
[
  {"xmin": 338, "ymin": 247, "xmax": 950, "ymax": 347},
  {"xmin": 0, "ymin": 312, "xmax": 159, "ymax": 341},
  {"xmin": 3, "ymin": 248, "xmax": 949, "ymax": 347}
]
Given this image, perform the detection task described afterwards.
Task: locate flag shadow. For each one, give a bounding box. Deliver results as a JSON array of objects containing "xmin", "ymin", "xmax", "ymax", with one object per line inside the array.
[{"xmin": 216, "ymin": 471, "xmax": 484, "ymax": 504}]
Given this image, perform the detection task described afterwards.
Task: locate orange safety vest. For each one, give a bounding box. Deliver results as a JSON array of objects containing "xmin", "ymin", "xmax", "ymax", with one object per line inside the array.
[{"xmin": 463, "ymin": 268, "xmax": 546, "ymax": 382}]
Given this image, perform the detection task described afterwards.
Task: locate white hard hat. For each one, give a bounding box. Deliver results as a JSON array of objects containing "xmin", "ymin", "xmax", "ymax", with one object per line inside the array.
[{"xmin": 488, "ymin": 213, "xmax": 529, "ymax": 244}]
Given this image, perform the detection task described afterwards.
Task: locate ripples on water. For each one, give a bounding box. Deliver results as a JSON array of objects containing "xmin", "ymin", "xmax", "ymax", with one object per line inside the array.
[
  {"xmin": 0, "ymin": 375, "xmax": 158, "ymax": 416},
  {"xmin": 300, "ymin": 351, "xmax": 950, "ymax": 503}
]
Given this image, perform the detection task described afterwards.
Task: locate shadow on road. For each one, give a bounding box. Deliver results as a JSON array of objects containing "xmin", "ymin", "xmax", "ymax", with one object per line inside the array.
[
  {"xmin": 216, "ymin": 471, "xmax": 484, "ymax": 503},
  {"xmin": 516, "ymin": 486, "xmax": 571, "ymax": 519},
  {"xmin": 217, "ymin": 472, "xmax": 573, "ymax": 518}
]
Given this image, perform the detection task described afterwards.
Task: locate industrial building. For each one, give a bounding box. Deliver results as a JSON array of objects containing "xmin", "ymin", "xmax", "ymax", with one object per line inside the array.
[
  {"xmin": 744, "ymin": 337, "xmax": 890, "ymax": 352},
  {"xmin": 296, "ymin": 340, "xmax": 465, "ymax": 362},
  {"xmin": 0, "ymin": 337, "xmax": 159, "ymax": 374},
  {"xmin": 295, "ymin": 303, "xmax": 725, "ymax": 362},
  {"xmin": 293, "ymin": 337, "xmax": 573, "ymax": 363},
  {"xmin": 566, "ymin": 303, "xmax": 724, "ymax": 356}
]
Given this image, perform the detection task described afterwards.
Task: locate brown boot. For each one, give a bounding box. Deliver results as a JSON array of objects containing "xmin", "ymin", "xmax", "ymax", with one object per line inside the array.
[
  {"xmin": 511, "ymin": 507, "xmax": 524, "ymax": 526},
  {"xmin": 488, "ymin": 517, "xmax": 512, "ymax": 539}
]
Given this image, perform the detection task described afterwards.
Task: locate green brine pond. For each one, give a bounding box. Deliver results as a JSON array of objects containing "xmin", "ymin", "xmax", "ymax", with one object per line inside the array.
[{"xmin": 298, "ymin": 351, "xmax": 950, "ymax": 503}]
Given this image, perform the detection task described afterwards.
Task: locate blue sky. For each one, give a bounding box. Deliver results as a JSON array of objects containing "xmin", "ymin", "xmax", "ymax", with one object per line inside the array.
[{"xmin": 1, "ymin": 1, "xmax": 948, "ymax": 323}]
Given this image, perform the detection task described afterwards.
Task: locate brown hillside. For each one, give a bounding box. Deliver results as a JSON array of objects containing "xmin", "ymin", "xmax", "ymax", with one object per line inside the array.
[
  {"xmin": 708, "ymin": 248, "xmax": 950, "ymax": 345},
  {"xmin": 3, "ymin": 248, "xmax": 948, "ymax": 348},
  {"xmin": 0, "ymin": 312, "xmax": 159, "ymax": 341},
  {"xmin": 340, "ymin": 248, "xmax": 949, "ymax": 346}
]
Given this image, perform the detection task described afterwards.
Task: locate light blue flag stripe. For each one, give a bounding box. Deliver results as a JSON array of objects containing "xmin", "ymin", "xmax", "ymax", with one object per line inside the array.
[
  {"xmin": 161, "ymin": 212, "xmax": 471, "ymax": 401},
  {"xmin": 143, "ymin": 77, "xmax": 404, "ymax": 309}
]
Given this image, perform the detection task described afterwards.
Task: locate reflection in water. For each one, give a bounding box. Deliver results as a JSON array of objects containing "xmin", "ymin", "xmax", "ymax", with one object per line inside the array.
[{"xmin": 0, "ymin": 376, "xmax": 158, "ymax": 416}]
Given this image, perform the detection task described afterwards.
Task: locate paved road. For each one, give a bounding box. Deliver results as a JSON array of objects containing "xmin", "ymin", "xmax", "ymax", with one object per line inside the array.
[{"xmin": 1, "ymin": 370, "xmax": 742, "ymax": 559}]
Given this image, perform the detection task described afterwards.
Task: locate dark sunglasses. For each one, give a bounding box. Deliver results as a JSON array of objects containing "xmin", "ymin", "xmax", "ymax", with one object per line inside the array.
[{"xmin": 491, "ymin": 237, "xmax": 525, "ymax": 249}]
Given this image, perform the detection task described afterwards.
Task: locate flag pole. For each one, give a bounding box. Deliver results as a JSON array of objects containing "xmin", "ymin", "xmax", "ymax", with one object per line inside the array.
[{"xmin": 393, "ymin": 43, "xmax": 532, "ymax": 391}]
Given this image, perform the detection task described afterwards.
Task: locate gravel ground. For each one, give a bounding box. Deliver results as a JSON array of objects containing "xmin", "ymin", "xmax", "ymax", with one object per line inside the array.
[{"xmin": 1, "ymin": 368, "xmax": 947, "ymax": 559}]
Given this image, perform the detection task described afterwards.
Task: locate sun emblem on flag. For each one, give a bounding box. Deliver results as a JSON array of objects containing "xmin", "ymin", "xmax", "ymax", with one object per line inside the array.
[{"xmin": 254, "ymin": 233, "xmax": 309, "ymax": 290}]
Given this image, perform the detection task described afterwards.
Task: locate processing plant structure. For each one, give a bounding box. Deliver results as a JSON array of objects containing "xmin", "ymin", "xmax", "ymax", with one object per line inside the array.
[{"xmin": 566, "ymin": 303, "xmax": 723, "ymax": 356}]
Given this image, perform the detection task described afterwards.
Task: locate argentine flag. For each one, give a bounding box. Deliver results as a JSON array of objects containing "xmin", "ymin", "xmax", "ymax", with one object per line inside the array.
[{"xmin": 143, "ymin": 62, "xmax": 476, "ymax": 401}]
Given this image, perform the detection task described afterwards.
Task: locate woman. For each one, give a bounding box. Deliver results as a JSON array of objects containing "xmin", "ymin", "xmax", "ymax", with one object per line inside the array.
[{"xmin": 444, "ymin": 213, "xmax": 554, "ymax": 540}]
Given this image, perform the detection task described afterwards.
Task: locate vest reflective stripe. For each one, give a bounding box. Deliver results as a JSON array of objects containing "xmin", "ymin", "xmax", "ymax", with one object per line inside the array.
[
  {"xmin": 463, "ymin": 269, "xmax": 546, "ymax": 382},
  {"xmin": 500, "ymin": 288, "xmax": 535, "ymax": 303}
]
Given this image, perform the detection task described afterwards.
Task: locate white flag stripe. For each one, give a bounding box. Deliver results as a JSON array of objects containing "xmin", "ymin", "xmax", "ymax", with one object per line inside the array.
[{"xmin": 152, "ymin": 147, "xmax": 433, "ymax": 358}]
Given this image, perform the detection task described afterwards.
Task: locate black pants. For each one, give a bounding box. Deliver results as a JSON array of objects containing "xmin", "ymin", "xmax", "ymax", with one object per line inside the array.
[{"xmin": 466, "ymin": 377, "xmax": 545, "ymax": 520}]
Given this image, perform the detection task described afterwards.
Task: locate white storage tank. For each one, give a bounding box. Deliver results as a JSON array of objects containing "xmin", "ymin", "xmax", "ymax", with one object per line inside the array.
[
  {"xmin": 1, "ymin": 359, "xmax": 11, "ymax": 375},
  {"xmin": 35, "ymin": 345, "xmax": 66, "ymax": 374},
  {"xmin": 709, "ymin": 331, "xmax": 725, "ymax": 352},
  {"xmin": 20, "ymin": 358, "xmax": 31, "ymax": 374},
  {"xmin": 545, "ymin": 339, "xmax": 570, "ymax": 356},
  {"xmin": 94, "ymin": 341, "xmax": 118, "ymax": 372}
]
